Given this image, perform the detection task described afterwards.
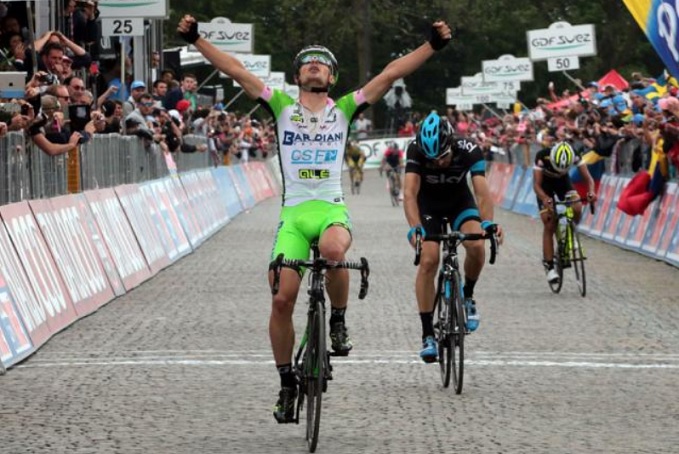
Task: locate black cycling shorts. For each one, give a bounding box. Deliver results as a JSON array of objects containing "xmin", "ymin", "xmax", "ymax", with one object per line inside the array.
[
  {"xmin": 536, "ymin": 176, "xmax": 577, "ymax": 210},
  {"xmin": 419, "ymin": 192, "xmax": 481, "ymax": 239}
]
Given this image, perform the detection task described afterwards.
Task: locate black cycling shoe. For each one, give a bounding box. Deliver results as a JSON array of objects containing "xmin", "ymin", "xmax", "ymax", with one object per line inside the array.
[
  {"xmin": 329, "ymin": 322, "xmax": 353, "ymax": 356},
  {"xmin": 273, "ymin": 387, "xmax": 297, "ymax": 424}
]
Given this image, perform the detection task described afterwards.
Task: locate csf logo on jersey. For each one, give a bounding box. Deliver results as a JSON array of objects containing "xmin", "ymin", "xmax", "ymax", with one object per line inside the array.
[{"xmin": 456, "ymin": 139, "xmax": 478, "ymax": 153}]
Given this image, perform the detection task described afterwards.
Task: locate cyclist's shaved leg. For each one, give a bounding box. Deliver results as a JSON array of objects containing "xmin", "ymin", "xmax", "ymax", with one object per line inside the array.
[
  {"xmin": 415, "ymin": 241, "xmax": 440, "ymax": 313},
  {"xmin": 319, "ymin": 225, "xmax": 352, "ymax": 308},
  {"xmin": 460, "ymin": 220, "xmax": 485, "ymax": 282},
  {"xmin": 269, "ymin": 268, "xmax": 302, "ymax": 365},
  {"xmin": 540, "ymin": 209, "xmax": 556, "ymax": 261}
]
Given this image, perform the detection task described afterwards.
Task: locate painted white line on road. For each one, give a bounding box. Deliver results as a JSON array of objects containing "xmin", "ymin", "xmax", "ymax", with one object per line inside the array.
[{"xmin": 16, "ymin": 358, "xmax": 679, "ymax": 369}]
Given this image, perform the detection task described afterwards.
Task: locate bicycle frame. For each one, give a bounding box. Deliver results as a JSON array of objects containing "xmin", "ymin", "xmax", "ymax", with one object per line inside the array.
[{"xmin": 270, "ymin": 245, "xmax": 369, "ymax": 452}]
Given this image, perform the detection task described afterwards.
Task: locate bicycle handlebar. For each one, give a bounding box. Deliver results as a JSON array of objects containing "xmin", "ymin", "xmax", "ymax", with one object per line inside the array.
[
  {"xmin": 553, "ymin": 198, "xmax": 596, "ymax": 215},
  {"xmin": 414, "ymin": 230, "xmax": 498, "ymax": 266},
  {"xmin": 270, "ymin": 254, "xmax": 370, "ymax": 300}
]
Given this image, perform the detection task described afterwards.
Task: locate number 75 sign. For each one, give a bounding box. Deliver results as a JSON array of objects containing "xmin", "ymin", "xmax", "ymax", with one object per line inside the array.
[{"xmin": 101, "ymin": 18, "xmax": 145, "ymax": 37}]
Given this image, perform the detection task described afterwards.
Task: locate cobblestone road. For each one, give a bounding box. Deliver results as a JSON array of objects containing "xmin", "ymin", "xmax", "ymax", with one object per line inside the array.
[{"xmin": 1, "ymin": 169, "xmax": 678, "ymax": 454}]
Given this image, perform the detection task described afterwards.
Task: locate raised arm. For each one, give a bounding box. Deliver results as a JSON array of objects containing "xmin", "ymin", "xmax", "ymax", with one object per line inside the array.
[
  {"xmin": 177, "ymin": 15, "xmax": 264, "ymax": 100},
  {"xmin": 361, "ymin": 21, "xmax": 451, "ymax": 104}
]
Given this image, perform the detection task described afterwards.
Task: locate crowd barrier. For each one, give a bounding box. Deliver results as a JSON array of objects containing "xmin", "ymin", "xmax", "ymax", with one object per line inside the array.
[
  {"xmin": 486, "ymin": 161, "xmax": 679, "ymax": 269},
  {"xmin": 0, "ymin": 161, "xmax": 281, "ymax": 370},
  {"xmin": 0, "ymin": 133, "xmax": 215, "ymax": 206}
]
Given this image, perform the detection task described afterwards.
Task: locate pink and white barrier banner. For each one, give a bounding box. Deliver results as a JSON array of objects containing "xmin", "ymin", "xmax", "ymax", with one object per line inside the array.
[
  {"xmin": 141, "ymin": 179, "xmax": 192, "ymax": 262},
  {"xmin": 30, "ymin": 196, "xmax": 116, "ymax": 317},
  {"xmin": 164, "ymin": 177, "xmax": 204, "ymax": 248},
  {"xmin": 0, "ymin": 202, "xmax": 78, "ymax": 344},
  {"xmin": 115, "ymin": 184, "xmax": 171, "ymax": 275},
  {"xmin": 179, "ymin": 170, "xmax": 230, "ymax": 243},
  {"xmin": 84, "ymin": 189, "xmax": 151, "ymax": 290},
  {"xmin": 0, "ymin": 273, "xmax": 33, "ymax": 367}
]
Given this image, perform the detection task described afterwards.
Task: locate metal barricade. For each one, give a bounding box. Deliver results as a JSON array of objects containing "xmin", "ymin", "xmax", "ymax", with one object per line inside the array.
[
  {"xmin": 0, "ymin": 132, "xmax": 30, "ymax": 205},
  {"xmin": 174, "ymin": 134, "xmax": 214, "ymax": 172},
  {"xmin": 79, "ymin": 134, "xmax": 169, "ymax": 191}
]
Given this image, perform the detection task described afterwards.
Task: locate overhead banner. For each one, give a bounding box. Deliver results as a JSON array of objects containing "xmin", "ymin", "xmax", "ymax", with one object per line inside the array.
[
  {"xmin": 222, "ymin": 54, "xmax": 271, "ymax": 80},
  {"xmin": 197, "ymin": 17, "xmax": 253, "ymax": 53},
  {"xmin": 623, "ymin": 0, "xmax": 679, "ymax": 80},
  {"xmin": 98, "ymin": 0, "xmax": 168, "ymax": 19},
  {"xmin": 482, "ymin": 55, "xmax": 534, "ymax": 82},
  {"xmin": 461, "ymin": 73, "xmax": 520, "ymax": 96},
  {"xmin": 447, "ymin": 87, "xmax": 516, "ymax": 106},
  {"xmin": 234, "ymin": 71, "xmax": 286, "ymax": 91},
  {"xmin": 527, "ymin": 22, "xmax": 597, "ymax": 61}
]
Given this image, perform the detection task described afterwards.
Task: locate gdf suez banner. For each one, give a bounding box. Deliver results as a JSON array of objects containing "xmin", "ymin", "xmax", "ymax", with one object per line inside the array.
[{"xmin": 357, "ymin": 136, "xmax": 415, "ymax": 169}]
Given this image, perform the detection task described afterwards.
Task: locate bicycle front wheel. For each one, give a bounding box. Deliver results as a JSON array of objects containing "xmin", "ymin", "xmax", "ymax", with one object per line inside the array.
[
  {"xmin": 571, "ymin": 228, "xmax": 587, "ymax": 297},
  {"xmin": 549, "ymin": 232, "xmax": 564, "ymax": 294},
  {"xmin": 451, "ymin": 270, "xmax": 465, "ymax": 394},
  {"xmin": 435, "ymin": 275, "xmax": 452, "ymax": 388},
  {"xmin": 305, "ymin": 302, "xmax": 325, "ymax": 453}
]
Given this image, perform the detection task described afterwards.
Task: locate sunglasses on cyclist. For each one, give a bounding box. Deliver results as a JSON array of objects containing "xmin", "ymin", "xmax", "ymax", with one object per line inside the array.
[{"xmin": 298, "ymin": 53, "xmax": 333, "ymax": 68}]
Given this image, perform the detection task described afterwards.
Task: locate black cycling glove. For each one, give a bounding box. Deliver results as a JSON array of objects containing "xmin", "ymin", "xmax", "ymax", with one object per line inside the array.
[
  {"xmin": 428, "ymin": 24, "xmax": 451, "ymax": 51},
  {"xmin": 178, "ymin": 20, "xmax": 200, "ymax": 44}
]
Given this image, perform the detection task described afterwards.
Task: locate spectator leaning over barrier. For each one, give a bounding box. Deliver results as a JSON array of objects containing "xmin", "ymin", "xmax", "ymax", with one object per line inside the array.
[
  {"xmin": 177, "ymin": 12, "xmax": 452, "ymax": 424},
  {"xmin": 28, "ymin": 95, "xmax": 82, "ymax": 156}
]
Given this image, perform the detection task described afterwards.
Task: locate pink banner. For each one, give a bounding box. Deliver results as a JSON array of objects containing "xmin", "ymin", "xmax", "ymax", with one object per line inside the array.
[
  {"xmin": 0, "ymin": 202, "xmax": 77, "ymax": 340},
  {"xmin": 642, "ymin": 183, "xmax": 678, "ymax": 255},
  {"xmin": 164, "ymin": 177, "xmax": 203, "ymax": 247},
  {"xmin": 0, "ymin": 273, "xmax": 33, "ymax": 367},
  {"xmin": 30, "ymin": 197, "xmax": 116, "ymax": 317},
  {"xmin": 589, "ymin": 176, "xmax": 618, "ymax": 237},
  {"xmin": 0, "ymin": 220, "xmax": 49, "ymax": 346},
  {"xmin": 600, "ymin": 177, "xmax": 627, "ymax": 242},
  {"xmin": 115, "ymin": 185, "xmax": 171, "ymax": 275},
  {"xmin": 141, "ymin": 181, "xmax": 192, "ymax": 262},
  {"xmin": 84, "ymin": 189, "xmax": 151, "ymax": 290},
  {"xmin": 657, "ymin": 184, "xmax": 679, "ymax": 258}
]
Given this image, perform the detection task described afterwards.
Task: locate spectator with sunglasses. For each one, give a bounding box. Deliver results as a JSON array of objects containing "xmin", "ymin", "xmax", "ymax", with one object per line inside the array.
[{"xmin": 178, "ymin": 12, "xmax": 452, "ymax": 424}]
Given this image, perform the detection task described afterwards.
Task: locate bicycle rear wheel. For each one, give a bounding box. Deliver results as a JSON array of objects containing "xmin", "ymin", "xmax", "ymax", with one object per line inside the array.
[
  {"xmin": 305, "ymin": 302, "xmax": 325, "ymax": 453},
  {"xmin": 549, "ymin": 233, "xmax": 564, "ymax": 294},
  {"xmin": 571, "ymin": 228, "xmax": 587, "ymax": 297},
  {"xmin": 451, "ymin": 270, "xmax": 465, "ymax": 394},
  {"xmin": 435, "ymin": 275, "xmax": 452, "ymax": 388}
]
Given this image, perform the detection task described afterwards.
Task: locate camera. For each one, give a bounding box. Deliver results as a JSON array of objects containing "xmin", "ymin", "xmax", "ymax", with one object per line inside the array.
[{"xmin": 38, "ymin": 73, "xmax": 58, "ymax": 85}]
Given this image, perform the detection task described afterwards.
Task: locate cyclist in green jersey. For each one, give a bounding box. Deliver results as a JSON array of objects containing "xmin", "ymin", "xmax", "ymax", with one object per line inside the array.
[{"xmin": 178, "ymin": 14, "xmax": 452, "ymax": 423}]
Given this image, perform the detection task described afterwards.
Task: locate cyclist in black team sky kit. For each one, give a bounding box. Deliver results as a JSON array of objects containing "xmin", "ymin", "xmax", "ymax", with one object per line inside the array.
[
  {"xmin": 404, "ymin": 113, "xmax": 504, "ymax": 362},
  {"xmin": 177, "ymin": 14, "xmax": 452, "ymax": 422}
]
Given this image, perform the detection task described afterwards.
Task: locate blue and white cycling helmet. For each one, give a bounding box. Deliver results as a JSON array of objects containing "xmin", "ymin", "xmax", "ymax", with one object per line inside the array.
[
  {"xmin": 550, "ymin": 141, "xmax": 575, "ymax": 171},
  {"xmin": 416, "ymin": 112, "xmax": 453, "ymax": 160}
]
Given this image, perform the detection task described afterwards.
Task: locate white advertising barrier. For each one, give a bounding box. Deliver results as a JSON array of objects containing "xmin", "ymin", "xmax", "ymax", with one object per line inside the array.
[
  {"xmin": 0, "ymin": 202, "xmax": 78, "ymax": 341},
  {"xmin": 527, "ymin": 22, "xmax": 596, "ymax": 61},
  {"xmin": 98, "ymin": 0, "xmax": 167, "ymax": 18},
  {"xmin": 222, "ymin": 54, "xmax": 271, "ymax": 80},
  {"xmin": 141, "ymin": 180, "xmax": 193, "ymax": 262},
  {"xmin": 482, "ymin": 54, "xmax": 534, "ymax": 82},
  {"xmin": 357, "ymin": 136, "xmax": 416, "ymax": 169},
  {"xmin": 30, "ymin": 197, "xmax": 115, "ymax": 318},
  {"xmin": 196, "ymin": 17, "xmax": 254, "ymax": 53},
  {"xmin": 164, "ymin": 177, "xmax": 204, "ymax": 248},
  {"xmin": 71, "ymin": 194, "xmax": 126, "ymax": 297},
  {"xmin": 0, "ymin": 270, "xmax": 33, "ymax": 368},
  {"xmin": 0, "ymin": 212, "xmax": 51, "ymax": 347},
  {"xmin": 179, "ymin": 170, "xmax": 230, "ymax": 243},
  {"xmin": 84, "ymin": 189, "xmax": 152, "ymax": 291},
  {"xmin": 115, "ymin": 184, "xmax": 172, "ymax": 276}
]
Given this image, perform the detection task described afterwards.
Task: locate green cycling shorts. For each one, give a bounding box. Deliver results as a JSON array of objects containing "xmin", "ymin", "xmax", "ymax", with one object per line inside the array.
[{"xmin": 270, "ymin": 200, "xmax": 352, "ymax": 262}]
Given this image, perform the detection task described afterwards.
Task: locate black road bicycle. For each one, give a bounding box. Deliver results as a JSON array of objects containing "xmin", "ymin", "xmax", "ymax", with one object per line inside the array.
[
  {"xmin": 547, "ymin": 198, "xmax": 595, "ymax": 297},
  {"xmin": 271, "ymin": 244, "xmax": 369, "ymax": 453},
  {"xmin": 414, "ymin": 224, "xmax": 497, "ymax": 393}
]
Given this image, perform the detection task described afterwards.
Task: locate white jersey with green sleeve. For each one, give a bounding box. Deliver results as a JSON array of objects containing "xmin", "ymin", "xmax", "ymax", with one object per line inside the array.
[{"xmin": 258, "ymin": 86, "xmax": 368, "ymax": 207}]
